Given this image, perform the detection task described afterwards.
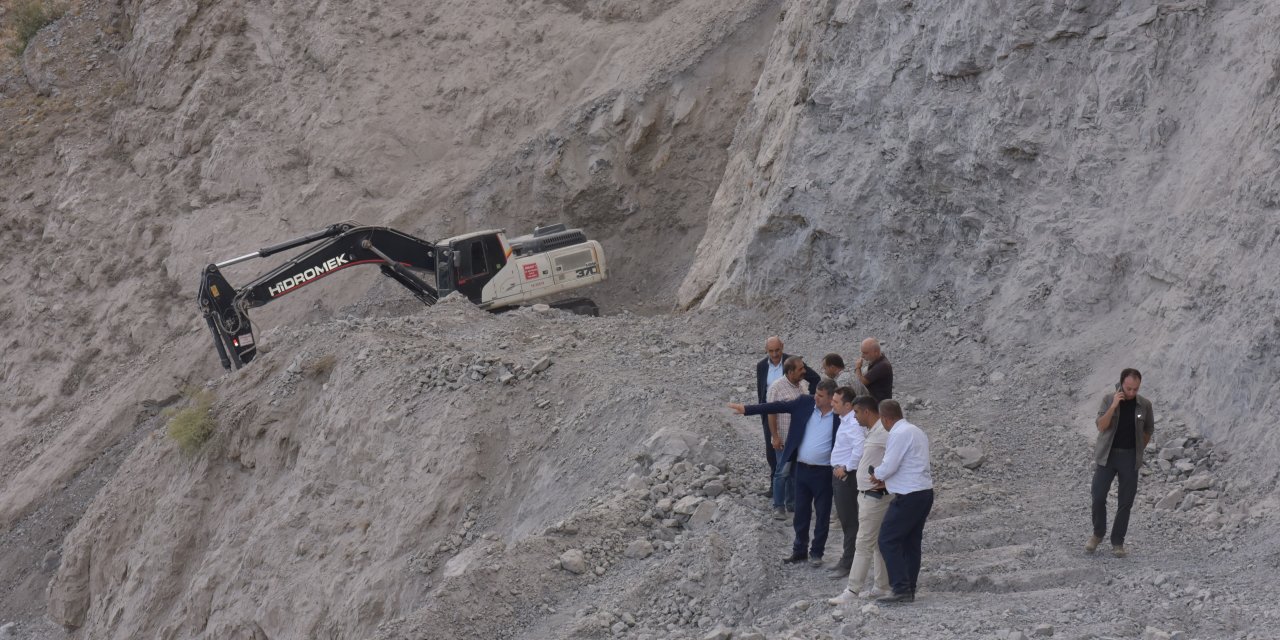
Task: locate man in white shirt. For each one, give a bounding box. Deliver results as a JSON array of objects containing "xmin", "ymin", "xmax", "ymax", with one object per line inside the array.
[
  {"xmin": 827, "ymin": 396, "xmax": 894, "ymax": 605},
  {"xmin": 826, "ymin": 386, "xmax": 865, "ymax": 578},
  {"xmin": 869, "ymin": 400, "xmax": 934, "ymax": 604},
  {"xmin": 765, "ymin": 357, "xmax": 808, "ymax": 518}
]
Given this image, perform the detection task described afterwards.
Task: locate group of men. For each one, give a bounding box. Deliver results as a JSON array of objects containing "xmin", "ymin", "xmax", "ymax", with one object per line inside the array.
[
  {"xmin": 731, "ymin": 337, "xmax": 1159, "ymax": 608},
  {"xmin": 730, "ymin": 336, "xmax": 933, "ymax": 605}
]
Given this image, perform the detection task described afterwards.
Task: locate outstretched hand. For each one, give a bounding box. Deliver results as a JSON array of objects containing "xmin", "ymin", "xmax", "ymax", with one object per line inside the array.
[{"xmin": 727, "ymin": 403, "xmax": 746, "ymax": 415}]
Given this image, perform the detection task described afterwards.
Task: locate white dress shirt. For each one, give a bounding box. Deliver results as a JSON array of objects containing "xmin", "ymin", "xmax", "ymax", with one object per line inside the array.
[
  {"xmin": 830, "ymin": 413, "xmax": 865, "ymax": 472},
  {"xmin": 796, "ymin": 407, "xmax": 835, "ymax": 466},
  {"xmin": 855, "ymin": 420, "xmax": 888, "ymax": 491},
  {"xmin": 876, "ymin": 419, "xmax": 933, "ymax": 494}
]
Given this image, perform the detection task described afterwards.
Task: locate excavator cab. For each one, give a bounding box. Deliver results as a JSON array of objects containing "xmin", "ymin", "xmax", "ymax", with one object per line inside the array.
[{"xmin": 447, "ymin": 232, "xmax": 508, "ymax": 303}]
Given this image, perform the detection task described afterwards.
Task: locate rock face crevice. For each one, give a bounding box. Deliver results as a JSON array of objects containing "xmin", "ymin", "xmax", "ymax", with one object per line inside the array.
[{"xmin": 679, "ymin": 0, "xmax": 1280, "ymax": 462}]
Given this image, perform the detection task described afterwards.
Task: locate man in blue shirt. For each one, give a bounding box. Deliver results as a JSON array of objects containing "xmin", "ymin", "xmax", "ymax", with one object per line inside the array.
[{"xmin": 731, "ymin": 379, "xmax": 841, "ymax": 566}]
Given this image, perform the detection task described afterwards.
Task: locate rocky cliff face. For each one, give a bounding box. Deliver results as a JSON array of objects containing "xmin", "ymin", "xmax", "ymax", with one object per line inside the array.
[
  {"xmin": 5, "ymin": 0, "xmax": 1280, "ymax": 638},
  {"xmin": 679, "ymin": 0, "xmax": 1280, "ymax": 469}
]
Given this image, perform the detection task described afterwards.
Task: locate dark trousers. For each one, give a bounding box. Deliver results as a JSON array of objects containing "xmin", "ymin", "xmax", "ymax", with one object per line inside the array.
[
  {"xmin": 792, "ymin": 463, "xmax": 834, "ymax": 557},
  {"xmin": 879, "ymin": 488, "xmax": 934, "ymax": 596},
  {"xmin": 1091, "ymin": 448, "xmax": 1138, "ymax": 545},
  {"xmin": 831, "ymin": 475, "xmax": 860, "ymax": 568}
]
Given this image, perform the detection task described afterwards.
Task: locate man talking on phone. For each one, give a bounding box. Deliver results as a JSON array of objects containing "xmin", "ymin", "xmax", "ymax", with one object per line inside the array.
[{"xmin": 1088, "ymin": 368, "xmax": 1155, "ymax": 558}]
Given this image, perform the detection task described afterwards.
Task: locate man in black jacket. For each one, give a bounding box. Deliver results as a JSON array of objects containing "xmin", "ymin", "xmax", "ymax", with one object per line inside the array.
[
  {"xmin": 756, "ymin": 336, "xmax": 821, "ymax": 494},
  {"xmin": 854, "ymin": 337, "xmax": 893, "ymax": 402},
  {"xmin": 731, "ymin": 379, "xmax": 841, "ymax": 566}
]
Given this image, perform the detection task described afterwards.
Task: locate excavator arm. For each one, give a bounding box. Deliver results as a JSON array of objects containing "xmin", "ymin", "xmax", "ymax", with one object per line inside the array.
[{"xmin": 198, "ymin": 225, "xmax": 452, "ymax": 370}]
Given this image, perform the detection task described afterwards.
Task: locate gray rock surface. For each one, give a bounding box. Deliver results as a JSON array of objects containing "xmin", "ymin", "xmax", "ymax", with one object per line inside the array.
[
  {"xmin": 624, "ymin": 539, "xmax": 654, "ymax": 560},
  {"xmin": 560, "ymin": 549, "xmax": 588, "ymax": 575},
  {"xmin": 3, "ymin": 0, "xmax": 1280, "ymax": 639},
  {"xmin": 955, "ymin": 446, "xmax": 986, "ymax": 470},
  {"xmin": 1156, "ymin": 489, "xmax": 1186, "ymax": 511},
  {"xmin": 673, "ymin": 496, "xmax": 705, "ymax": 516},
  {"xmin": 686, "ymin": 500, "xmax": 720, "ymax": 530}
]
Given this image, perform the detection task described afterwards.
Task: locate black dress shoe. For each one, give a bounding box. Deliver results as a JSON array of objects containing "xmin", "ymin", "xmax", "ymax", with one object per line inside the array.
[
  {"xmin": 781, "ymin": 552, "xmax": 809, "ymax": 564},
  {"xmin": 876, "ymin": 592, "xmax": 915, "ymax": 604}
]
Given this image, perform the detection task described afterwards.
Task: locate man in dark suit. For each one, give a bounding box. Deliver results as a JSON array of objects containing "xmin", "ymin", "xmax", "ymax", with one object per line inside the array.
[
  {"xmin": 731, "ymin": 379, "xmax": 840, "ymax": 566},
  {"xmin": 756, "ymin": 336, "xmax": 821, "ymax": 494}
]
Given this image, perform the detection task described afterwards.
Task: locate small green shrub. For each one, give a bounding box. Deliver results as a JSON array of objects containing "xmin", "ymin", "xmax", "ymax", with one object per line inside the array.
[
  {"xmin": 166, "ymin": 390, "xmax": 215, "ymax": 455},
  {"xmin": 8, "ymin": 1, "xmax": 65, "ymax": 56}
]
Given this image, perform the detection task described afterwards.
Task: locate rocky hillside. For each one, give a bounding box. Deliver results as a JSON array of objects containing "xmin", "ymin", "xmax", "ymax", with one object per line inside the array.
[
  {"xmin": 678, "ymin": 0, "xmax": 1280, "ymax": 471},
  {"xmin": 3, "ymin": 0, "xmax": 1280, "ymax": 638}
]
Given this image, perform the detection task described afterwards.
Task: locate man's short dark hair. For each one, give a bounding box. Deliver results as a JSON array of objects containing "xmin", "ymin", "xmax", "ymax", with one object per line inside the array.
[
  {"xmin": 783, "ymin": 356, "xmax": 805, "ymax": 374},
  {"xmin": 879, "ymin": 399, "xmax": 903, "ymax": 420},
  {"xmin": 823, "ymin": 353, "xmax": 845, "ymax": 369},
  {"xmin": 1120, "ymin": 368, "xmax": 1143, "ymax": 385},
  {"xmin": 815, "ymin": 379, "xmax": 838, "ymax": 395},
  {"xmin": 833, "ymin": 386, "xmax": 859, "ymax": 404},
  {"xmin": 851, "ymin": 396, "xmax": 879, "ymax": 412}
]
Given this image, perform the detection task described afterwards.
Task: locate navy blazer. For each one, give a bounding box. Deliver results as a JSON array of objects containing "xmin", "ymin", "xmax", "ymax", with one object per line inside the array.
[{"xmin": 745, "ymin": 395, "xmax": 840, "ymax": 467}]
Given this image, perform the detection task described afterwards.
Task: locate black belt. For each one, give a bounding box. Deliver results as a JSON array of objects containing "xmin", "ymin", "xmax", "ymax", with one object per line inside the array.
[
  {"xmin": 796, "ymin": 462, "xmax": 832, "ymax": 470},
  {"xmin": 861, "ymin": 488, "xmax": 888, "ymax": 497}
]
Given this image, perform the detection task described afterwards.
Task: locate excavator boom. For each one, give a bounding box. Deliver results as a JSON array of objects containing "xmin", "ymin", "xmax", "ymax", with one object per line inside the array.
[{"xmin": 198, "ymin": 226, "xmax": 448, "ymax": 370}]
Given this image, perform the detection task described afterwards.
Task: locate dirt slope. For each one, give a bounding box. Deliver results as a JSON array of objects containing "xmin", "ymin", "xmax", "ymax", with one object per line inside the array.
[
  {"xmin": 3, "ymin": 0, "xmax": 1280, "ymax": 638},
  {"xmin": 1, "ymin": 0, "xmax": 776, "ymax": 630},
  {"xmin": 43, "ymin": 298, "xmax": 1280, "ymax": 639}
]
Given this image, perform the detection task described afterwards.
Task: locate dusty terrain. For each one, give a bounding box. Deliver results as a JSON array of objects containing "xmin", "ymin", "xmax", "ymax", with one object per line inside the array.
[{"xmin": 3, "ymin": 0, "xmax": 1280, "ymax": 638}]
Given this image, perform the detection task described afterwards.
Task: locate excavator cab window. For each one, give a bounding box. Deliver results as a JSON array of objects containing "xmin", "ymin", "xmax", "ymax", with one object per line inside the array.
[
  {"xmin": 454, "ymin": 234, "xmax": 506, "ymax": 302},
  {"xmin": 467, "ymin": 241, "xmax": 489, "ymax": 277}
]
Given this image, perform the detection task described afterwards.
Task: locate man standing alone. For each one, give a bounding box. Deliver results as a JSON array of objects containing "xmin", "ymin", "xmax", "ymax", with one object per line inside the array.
[
  {"xmin": 1088, "ymin": 368, "xmax": 1155, "ymax": 558},
  {"xmin": 870, "ymin": 400, "xmax": 932, "ymax": 604}
]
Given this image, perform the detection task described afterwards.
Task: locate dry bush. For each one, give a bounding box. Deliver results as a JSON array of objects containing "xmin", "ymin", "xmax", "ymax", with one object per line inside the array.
[
  {"xmin": 7, "ymin": 0, "xmax": 65, "ymax": 55},
  {"xmin": 165, "ymin": 389, "xmax": 215, "ymax": 455},
  {"xmin": 302, "ymin": 353, "xmax": 337, "ymax": 379}
]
